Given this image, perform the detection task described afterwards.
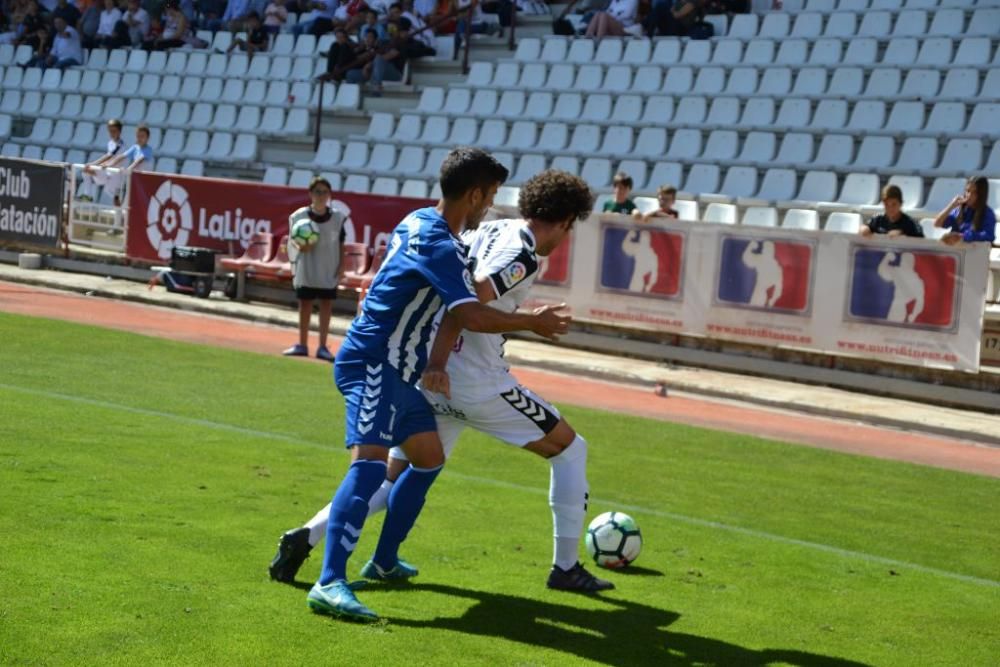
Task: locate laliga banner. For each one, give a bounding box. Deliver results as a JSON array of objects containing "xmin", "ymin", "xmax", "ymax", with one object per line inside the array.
[
  {"xmin": 528, "ymin": 215, "xmax": 989, "ymax": 373},
  {"xmin": 125, "ymin": 172, "xmax": 433, "ymax": 262},
  {"xmin": 0, "ymin": 157, "xmax": 64, "ymax": 249}
]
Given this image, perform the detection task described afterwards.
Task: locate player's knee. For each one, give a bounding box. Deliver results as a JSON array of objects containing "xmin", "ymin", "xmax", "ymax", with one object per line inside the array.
[
  {"xmin": 551, "ymin": 434, "xmax": 587, "ymax": 463},
  {"xmin": 530, "ymin": 421, "xmax": 579, "ymax": 458}
]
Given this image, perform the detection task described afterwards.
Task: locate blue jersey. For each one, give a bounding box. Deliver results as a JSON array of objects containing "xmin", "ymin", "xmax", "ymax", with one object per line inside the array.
[{"xmin": 340, "ymin": 207, "xmax": 478, "ymax": 384}]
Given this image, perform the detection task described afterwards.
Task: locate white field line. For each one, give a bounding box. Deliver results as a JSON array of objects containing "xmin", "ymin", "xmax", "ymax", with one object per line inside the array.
[{"xmin": 3, "ymin": 382, "xmax": 997, "ymax": 590}]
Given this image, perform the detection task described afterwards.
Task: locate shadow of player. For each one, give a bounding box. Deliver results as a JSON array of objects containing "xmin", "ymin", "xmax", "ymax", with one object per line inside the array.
[{"xmin": 389, "ymin": 583, "xmax": 873, "ymax": 667}]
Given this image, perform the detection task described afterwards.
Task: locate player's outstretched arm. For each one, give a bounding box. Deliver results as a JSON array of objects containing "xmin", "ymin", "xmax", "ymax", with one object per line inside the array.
[{"xmin": 450, "ymin": 301, "xmax": 570, "ymax": 340}]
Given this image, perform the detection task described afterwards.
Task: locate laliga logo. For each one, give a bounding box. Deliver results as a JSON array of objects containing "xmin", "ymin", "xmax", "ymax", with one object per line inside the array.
[
  {"xmin": 336, "ymin": 198, "xmax": 392, "ymax": 249},
  {"xmin": 146, "ymin": 180, "xmax": 193, "ymax": 260}
]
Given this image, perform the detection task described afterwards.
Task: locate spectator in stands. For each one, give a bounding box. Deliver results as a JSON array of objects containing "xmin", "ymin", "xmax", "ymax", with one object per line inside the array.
[
  {"xmin": 603, "ymin": 172, "xmax": 637, "ymax": 214},
  {"xmin": 262, "ymin": 0, "xmax": 287, "ymax": 34},
  {"xmin": 934, "ymin": 176, "xmax": 997, "ymax": 246},
  {"xmin": 76, "ymin": 0, "xmax": 101, "ymax": 48},
  {"xmin": 23, "ymin": 15, "xmax": 82, "ymax": 68},
  {"xmin": 8, "ymin": 1, "xmax": 45, "ymax": 49},
  {"xmin": 52, "ymin": 0, "xmax": 81, "ymax": 30},
  {"xmin": 82, "ymin": 123, "xmax": 152, "ymax": 207},
  {"xmin": 860, "ymin": 185, "xmax": 923, "ymax": 239},
  {"xmin": 80, "ymin": 118, "xmax": 126, "ymax": 202},
  {"xmin": 635, "ymin": 184, "xmax": 679, "ymax": 222},
  {"xmin": 400, "ymin": 0, "xmax": 433, "ymax": 49},
  {"xmin": 122, "ymin": 0, "xmax": 149, "ymax": 45},
  {"xmin": 645, "ymin": 0, "xmax": 706, "ymax": 37},
  {"xmin": 584, "ymin": 0, "xmax": 637, "ymax": 39},
  {"xmin": 332, "ymin": 0, "xmax": 370, "ymax": 33},
  {"xmin": 358, "ymin": 8, "xmax": 386, "ymax": 41},
  {"xmin": 384, "ymin": 1, "xmax": 402, "ymax": 37},
  {"xmin": 293, "ymin": 0, "xmax": 337, "ymax": 36},
  {"xmin": 94, "ymin": 0, "xmax": 123, "ymax": 48},
  {"xmin": 318, "ymin": 26, "xmax": 355, "ymax": 82},
  {"xmin": 145, "ymin": 1, "xmax": 188, "ymax": 49},
  {"xmin": 225, "ymin": 10, "xmax": 266, "ymax": 55},
  {"xmin": 368, "ymin": 16, "xmax": 425, "ymax": 96},
  {"xmin": 197, "ymin": 0, "xmax": 227, "ymax": 30},
  {"xmin": 454, "ymin": 0, "xmax": 500, "ymax": 49},
  {"xmin": 283, "ymin": 176, "xmax": 345, "ymax": 363},
  {"xmin": 218, "ymin": 0, "xmax": 254, "ymax": 31},
  {"xmin": 344, "ymin": 27, "xmax": 379, "ymax": 84}
]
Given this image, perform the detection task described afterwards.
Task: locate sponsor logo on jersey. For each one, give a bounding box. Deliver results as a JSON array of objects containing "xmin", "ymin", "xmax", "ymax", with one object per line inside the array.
[
  {"xmin": 846, "ymin": 246, "xmax": 959, "ymax": 330},
  {"xmin": 500, "ymin": 261, "xmax": 527, "ymax": 288},
  {"xmin": 599, "ymin": 225, "xmax": 684, "ymax": 299},
  {"xmin": 715, "ymin": 236, "xmax": 814, "ymax": 314}
]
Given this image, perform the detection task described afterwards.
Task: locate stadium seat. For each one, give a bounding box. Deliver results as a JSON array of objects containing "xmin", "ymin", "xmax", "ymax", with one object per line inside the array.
[
  {"xmin": 743, "ymin": 39, "xmax": 775, "ymax": 65},
  {"xmin": 213, "ymin": 105, "xmax": 237, "ymax": 131},
  {"xmin": 809, "ymin": 38, "xmax": 843, "ymax": 65},
  {"xmin": 924, "ymin": 102, "xmax": 966, "ymax": 137},
  {"xmin": 419, "ymin": 116, "xmax": 449, "ymax": 144},
  {"xmin": 540, "ymin": 38, "xmax": 568, "ymax": 63},
  {"xmin": 934, "ymin": 139, "xmax": 983, "ymax": 176},
  {"xmin": 341, "ymin": 141, "xmax": 369, "ymax": 171},
  {"xmin": 853, "ymin": 136, "xmax": 895, "ymax": 171},
  {"xmin": 896, "ymin": 137, "xmax": 938, "ymax": 173},
  {"xmin": 885, "ymin": 101, "xmax": 925, "ymax": 133},
  {"xmin": 581, "ymin": 94, "xmax": 611, "ymax": 122},
  {"xmin": 812, "ymin": 134, "xmax": 853, "ymax": 171},
  {"xmin": 496, "ymin": 90, "xmax": 525, "ymax": 118},
  {"xmin": 966, "ymin": 104, "xmax": 1000, "ymax": 138},
  {"xmin": 394, "ymin": 146, "xmax": 425, "ymax": 176},
  {"xmin": 900, "ymin": 69, "xmax": 940, "ymax": 99},
  {"xmin": 400, "ymin": 179, "xmax": 429, "ymax": 199},
  {"xmin": 785, "ymin": 171, "xmax": 838, "ymax": 207},
  {"xmin": 392, "ymin": 115, "xmax": 421, "ymax": 142},
  {"xmin": 775, "ymin": 98, "xmax": 812, "ymax": 131},
  {"xmin": 824, "ymin": 212, "xmax": 862, "ymax": 234},
  {"xmin": 703, "ymin": 130, "xmax": 738, "ymax": 162},
  {"xmin": 231, "ymin": 134, "xmax": 257, "ymax": 161},
  {"xmin": 705, "ymin": 97, "xmax": 740, "ymax": 129},
  {"xmin": 743, "ymin": 207, "xmax": 778, "ymax": 227},
  {"xmin": 71, "ymin": 122, "xmax": 96, "ymax": 149},
  {"xmin": 782, "ymin": 209, "xmax": 820, "ymax": 230},
  {"xmin": 263, "ymin": 166, "xmax": 288, "ymax": 185},
  {"xmin": 344, "ymin": 174, "xmax": 371, "ymax": 193},
  {"xmin": 834, "ymin": 173, "xmax": 880, "ymax": 207},
  {"xmin": 288, "ymin": 169, "xmax": 312, "ymax": 188},
  {"xmin": 923, "ymin": 178, "xmax": 965, "ymax": 214},
  {"xmin": 371, "ymin": 177, "xmax": 398, "ymax": 196},
  {"xmin": 758, "ymin": 67, "xmax": 792, "ymax": 96},
  {"xmin": 758, "ymin": 12, "xmax": 791, "ymax": 39},
  {"xmin": 668, "ymin": 129, "xmax": 702, "ymax": 161},
  {"xmin": 746, "ymin": 168, "xmax": 797, "ymax": 205},
  {"xmin": 723, "ymin": 67, "xmax": 758, "ymax": 96},
  {"xmin": 514, "ymin": 37, "xmax": 540, "ymax": 62},
  {"xmin": 447, "ymin": 118, "xmax": 477, "ymax": 145},
  {"xmin": 703, "ymin": 203, "xmax": 737, "ymax": 224},
  {"xmin": 673, "ymin": 97, "xmax": 706, "ymax": 126},
  {"xmin": 683, "ymin": 164, "xmax": 720, "ymax": 197},
  {"xmin": 777, "ymin": 40, "xmax": 810, "ymax": 67},
  {"xmin": 647, "ymin": 162, "xmax": 683, "ymax": 195},
  {"xmin": 510, "ymin": 153, "xmax": 545, "ymax": 185},
  {"xmin": 469, "ymin": 89, "xmax": 498, "ymax": 116},
  {"xmin": 221, "ymin": 233, "xmax": 276, "ymax": 274},
  {"xmin": 693, "ymin": 67, "xmax": 725, "ymax": 95},
  {"xmin": 954, "ymin": 38, "xmax": 991, "ymax": 66}
]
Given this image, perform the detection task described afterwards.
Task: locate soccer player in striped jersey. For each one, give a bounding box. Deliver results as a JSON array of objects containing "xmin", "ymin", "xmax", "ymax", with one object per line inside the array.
[
  {"xmin": 270, "ymin": 170, "xmax": 612, "ymax": 594},
  {"xmin": 299, "ymin": 148, "xmax": 572, "ymax": 622}
]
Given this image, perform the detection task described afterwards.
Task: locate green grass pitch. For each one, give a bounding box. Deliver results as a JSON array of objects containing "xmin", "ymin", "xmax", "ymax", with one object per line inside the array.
[{"xmin": 1, "ymin": 311, "xmax": 998, "ymax": 666}]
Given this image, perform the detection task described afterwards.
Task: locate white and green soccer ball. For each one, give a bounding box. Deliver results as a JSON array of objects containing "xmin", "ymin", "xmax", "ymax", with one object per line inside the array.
[
  {"xmin": 585, "ymin": 511, "xmax": 642, "ymax": 569},
  {"xmin": 290, "ymin": 219, "xmax": 321, "ymax": 250}
]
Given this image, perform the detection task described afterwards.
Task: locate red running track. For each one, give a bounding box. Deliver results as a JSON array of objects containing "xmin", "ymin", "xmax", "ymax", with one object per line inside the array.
[{"xmin": 2, "ymin": 280, "xmax": 996, "ymax": 477}]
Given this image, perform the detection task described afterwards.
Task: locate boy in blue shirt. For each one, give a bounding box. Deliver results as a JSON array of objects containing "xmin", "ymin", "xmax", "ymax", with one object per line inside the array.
[{"xmin": 305, "ymin": 147, "xmax": 571, "ymax": 622}]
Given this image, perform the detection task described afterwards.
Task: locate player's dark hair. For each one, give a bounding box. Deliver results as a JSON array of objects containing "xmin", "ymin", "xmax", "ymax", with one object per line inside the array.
[
  {"xmin": 518, "ymin": 169, "xmax": 594, "ymax": 227},
  {"xmin": 136, "ymin": 124, "xmax": 150, "ymax": 137},
  {"xmin": 308, "ymin": 176, "xmax": 332, "ymax": 192},
  {"xmin": 106, "ymin": 118, "xmax": 123, "ymax": 129},
  {"xmin": 438, "ymin": 147, "xmax": 509, "ymax": 200},
  {"xmin": 612, "ymin": 172, "xmax": 633, "ymax": 190}
]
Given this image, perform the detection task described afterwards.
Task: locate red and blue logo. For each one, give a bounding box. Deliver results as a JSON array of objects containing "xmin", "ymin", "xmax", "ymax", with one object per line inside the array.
[
  {"xmin": 715, "ymin": 237, "xmax": 814, "ymax": 314},
  {"xmin": 599, "ymin": 225, "xmax": 685, "ymax": 299},
  {"xmin": 847, "ymin": 247, "xmax": 959, "ymax": 330}
]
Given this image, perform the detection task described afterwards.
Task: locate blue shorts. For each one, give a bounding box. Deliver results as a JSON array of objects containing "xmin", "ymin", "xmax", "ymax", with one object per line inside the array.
[{"xmin": 334, "ymin": 352, "xmax": 437, "ymax": 448}]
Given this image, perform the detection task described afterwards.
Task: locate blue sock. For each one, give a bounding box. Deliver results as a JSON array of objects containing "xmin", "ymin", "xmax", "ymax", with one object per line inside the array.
[
  {"xmin": 372, "ymin": 464, "xmax": 442, "ymax": 570},
  {"xmin": 318, "ymin": 459, "xmax": 386, "ymax": 586}
]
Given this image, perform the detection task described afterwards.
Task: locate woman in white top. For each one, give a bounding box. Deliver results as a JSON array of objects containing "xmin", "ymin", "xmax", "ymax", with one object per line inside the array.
[{"xmin": 585, "ymin": 0, "xmax": 637, "ymax": 38}]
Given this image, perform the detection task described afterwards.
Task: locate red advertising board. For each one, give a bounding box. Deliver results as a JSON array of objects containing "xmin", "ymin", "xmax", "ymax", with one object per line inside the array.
[{"xmin": 125, "ymin": 172, "xmax": 433, "ymax": 262}]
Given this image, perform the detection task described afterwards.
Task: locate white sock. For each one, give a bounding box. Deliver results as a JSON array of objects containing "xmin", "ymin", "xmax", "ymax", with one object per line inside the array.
[
  {"xmin": 549, "ymin": 435, "xmax": 589, "ymax": 571},
  {"xmin": 304, "ymin": 502, "xmax": 331, "ymax": 547},
  {"xmin": 366, "ymin": 479, "xmax": 394, "ymax": 518}
]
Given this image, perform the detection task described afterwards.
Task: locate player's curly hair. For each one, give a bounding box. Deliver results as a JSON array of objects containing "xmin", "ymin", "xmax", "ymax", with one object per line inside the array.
[{"xmin": 518, "ymin": 170, "xmax": 594, "ymax": 226}]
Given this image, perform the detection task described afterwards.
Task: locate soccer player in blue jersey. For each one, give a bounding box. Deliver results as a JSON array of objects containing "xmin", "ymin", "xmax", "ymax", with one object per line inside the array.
[{"xmin": 304, "ymin": 148, "xmax": 571, "ymax": 621}]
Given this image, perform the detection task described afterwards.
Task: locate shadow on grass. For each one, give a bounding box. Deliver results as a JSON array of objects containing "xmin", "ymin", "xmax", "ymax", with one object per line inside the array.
[
  {"xmin": 389, "ymin": 583, "xmax": 872, "ymax": 667},
  {"xmin": 611, "ymin": 565, "xmax": 664, "ymax": 577}
]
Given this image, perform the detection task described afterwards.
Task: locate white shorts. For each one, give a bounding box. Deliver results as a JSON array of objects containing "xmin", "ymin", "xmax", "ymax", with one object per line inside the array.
[
  {"xmin": 85, "ymin": 167, "xmax": 124, "ymax": 192},
  {"xmin": 389, "ymin": 384, "xmax": 562, "ymax": 461}
]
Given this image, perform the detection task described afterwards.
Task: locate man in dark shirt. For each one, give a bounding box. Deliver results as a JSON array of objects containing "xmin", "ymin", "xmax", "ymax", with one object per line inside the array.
[
  {"xmin": 52, "ymin": 0, "xmax": 82, "ymax": 30},
  {"xmin": 226, "ymin": 12, "xmax": 268, "ymax": 56},
  {"xmin": 319, "ymin": 27, "xmax": 357, "ymax": 82},
  {"xmin": 861, "ymin": 184, "xmax": 924, "ymax": 238},
  {"xmin": 369, "ymin": 16, "xmax": 414, "ymax": 96}
]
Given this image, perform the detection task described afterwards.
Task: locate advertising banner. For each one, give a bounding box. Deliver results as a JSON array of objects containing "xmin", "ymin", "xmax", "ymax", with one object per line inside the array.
[
  {"xmin": 528, "ymin": 214, "xmax": 989, "ymax": 373},
  {"xmin": 125, "ymin": 172, "xmax": 433, "ymax": 262},
  {"xmin": 0, "ymin": 157, "xmax": 64, "ymax": 249}
]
